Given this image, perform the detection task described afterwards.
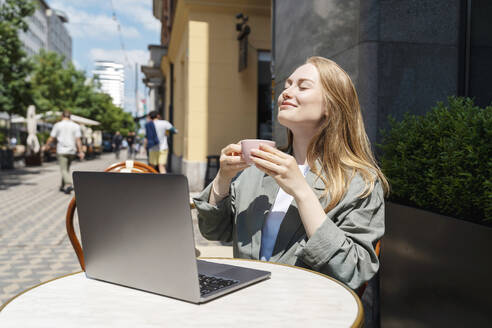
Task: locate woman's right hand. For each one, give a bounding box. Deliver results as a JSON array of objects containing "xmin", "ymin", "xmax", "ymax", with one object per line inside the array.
[
  {"xmin": 214, "ymin": 143, "xmax": 249, "ymax": 191},
  {"xmin": 208, "ymin": 143, "xmax": 248, "ymax": 204},
  {"xmin": 218, "ymin": 143, "xmax": 249, "ymax": 181}
]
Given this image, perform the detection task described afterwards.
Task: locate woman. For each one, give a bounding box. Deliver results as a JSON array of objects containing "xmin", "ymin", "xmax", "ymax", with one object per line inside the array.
[{"xmin": 193, "ymin": 57, "xmax": 389, "ymax": 290}]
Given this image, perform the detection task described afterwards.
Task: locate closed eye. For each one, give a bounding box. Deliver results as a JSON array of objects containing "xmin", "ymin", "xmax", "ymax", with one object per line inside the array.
[
  {"xmin": 298, "ymin": 78, "xmax": 314, "ymax": 89},
  {"xmin": 299, "ymin": 82, "xmax": 313, "ymax": 90}
]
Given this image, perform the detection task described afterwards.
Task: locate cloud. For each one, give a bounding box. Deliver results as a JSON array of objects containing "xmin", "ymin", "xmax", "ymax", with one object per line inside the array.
[
  {"xmin": 47, "ymin": 1, "xmax": 141, "ymax": 39},
  {"xmin": 115, "ymin": 0, "xmax": 160, "ymax": 32},
  {"xmin": 49, "ymin": 0, "xmax": 159, "ymax": 35},
  {"xmin": 89, "ymin": 48, "xmax": 149, "ymax": 67}
]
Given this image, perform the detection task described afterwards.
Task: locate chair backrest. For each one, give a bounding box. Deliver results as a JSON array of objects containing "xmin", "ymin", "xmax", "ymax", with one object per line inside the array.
[
  {"xmin": 357, "ymin": 239, "xmax": 381, "ymax": 297},
  {"xmin": 66, "ymin": 160, "xmax": 158, "ymax": 271},
  {"xmin": 104, "ymin": 160, "xmax": 158, "ymax": 173}
]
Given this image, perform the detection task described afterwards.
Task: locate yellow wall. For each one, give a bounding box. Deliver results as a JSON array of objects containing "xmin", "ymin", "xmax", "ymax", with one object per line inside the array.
[
  {"xmin": 187, "ymin": 20, "xmax": 209, "ymax": 161},
  {"xmin": 162, "ymin": 0, "xmax": 271, "ymax": 163}
]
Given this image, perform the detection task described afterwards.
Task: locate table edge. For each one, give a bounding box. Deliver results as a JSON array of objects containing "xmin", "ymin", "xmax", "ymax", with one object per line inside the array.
[
  {"xmin": 0, "ymin": 258, "xmax": 364, "ymax": 328},
  {"xmin": 0, "ymin": 271, "xmax": 83, "ymax": 312},
  {"xmin": 202, "ymin": 257, "xmax": 364, "ymax": 328}
]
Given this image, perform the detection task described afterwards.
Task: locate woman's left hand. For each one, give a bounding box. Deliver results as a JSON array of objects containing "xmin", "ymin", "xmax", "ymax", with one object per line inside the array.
[{"xmin": 251, "ymin": 144, "xmax": 310, "ymax": 198}]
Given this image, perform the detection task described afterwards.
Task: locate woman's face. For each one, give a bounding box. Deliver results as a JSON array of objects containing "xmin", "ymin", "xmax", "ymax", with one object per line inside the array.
[{"xmin": 277, "ymin": 63, "xmax": 326, "ymax": 131}]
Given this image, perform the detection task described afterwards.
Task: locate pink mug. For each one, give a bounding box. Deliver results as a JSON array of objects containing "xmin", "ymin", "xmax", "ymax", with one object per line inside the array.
[{"xmin": 240, "ymin": 139, "xmax": 276, "ymax": 165}]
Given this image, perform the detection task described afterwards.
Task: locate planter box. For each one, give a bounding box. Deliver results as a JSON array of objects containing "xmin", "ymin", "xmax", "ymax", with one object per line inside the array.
[
  {"xmin": 381, "ymin": 202, "xmax": 492, "ymax": 327},
  {"xmin": 0, "ymin": 148, "xmax": 14, "ymax": 169},
  {"xmin": 25, "ymin": 152, "xmax": 43, "ymax": 166}
]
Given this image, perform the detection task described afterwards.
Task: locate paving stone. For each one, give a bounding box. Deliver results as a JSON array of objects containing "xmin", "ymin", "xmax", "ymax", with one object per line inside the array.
[{"xmin": 0, "ymin": 151, "xmax": 226, "ymax": 306}]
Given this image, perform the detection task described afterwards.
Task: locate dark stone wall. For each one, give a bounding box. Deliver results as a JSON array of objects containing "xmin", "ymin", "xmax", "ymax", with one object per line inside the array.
[
  {"xmin": 273, "ymin": 0, "xmax": 462, "ymax": 147},
  {"xmin": 273, "ymin": 0, "xmax": 361, "ymax": 146},
  {"xmin": 376, "ymin": 0, "xmax": 461, "ymax": 140}
]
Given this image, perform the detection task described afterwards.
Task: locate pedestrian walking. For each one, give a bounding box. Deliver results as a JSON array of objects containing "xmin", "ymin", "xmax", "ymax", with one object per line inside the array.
[
  {"xmin": 43, "ymin": 110, "xmax": 84, "ymax": 194},
  {"xmin": 126, "ymin": 131, "xmax": 136, "ymax": 159},
  {"xmin": 144, "ymin": 114, "xmax": 157, "ymax": 166},
  {"xmin": 145, "ymin": 111, "xmax": 177, "ymax": 174},
  {"xmin": 112, "ymin": 131, "xmax": 123, "ymax": 159},
  {"xmin": 133, "ymin": 135, "xmax": 142, "ymax": 157}
]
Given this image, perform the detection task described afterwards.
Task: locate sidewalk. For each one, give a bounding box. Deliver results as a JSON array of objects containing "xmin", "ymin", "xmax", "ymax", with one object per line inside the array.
[{"xmin": 0, "ymin": 150, "xmax": 231, "ymax": 306}]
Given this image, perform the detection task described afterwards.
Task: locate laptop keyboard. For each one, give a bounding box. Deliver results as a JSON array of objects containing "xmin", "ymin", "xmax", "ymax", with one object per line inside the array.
[{"xmin": 199, "ymin": 274, "xmax": 239, "ymax": 296}]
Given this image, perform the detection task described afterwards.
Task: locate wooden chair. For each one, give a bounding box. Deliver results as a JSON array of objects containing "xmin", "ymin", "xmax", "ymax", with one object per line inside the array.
[
  {"xmin": 357, "ymin": 240, "xmax": 381, "ymax": 297},
  {"xmin": 66, "ymin": 160, "xmax": 158, "ymax": 271},
  {"xmin": 104, "ymin": 160, "xmax": 158, "ymax": 173}
]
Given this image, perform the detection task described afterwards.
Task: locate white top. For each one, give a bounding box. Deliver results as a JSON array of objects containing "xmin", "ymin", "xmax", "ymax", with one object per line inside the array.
[
  {"xmin": 0, "ymin": 259, "xmax": 362, "ymax": 328},
  {"xmin": 260, "ymin": 164, "xmax": 310, "ymax": 261},
  {"xmin": 151, "ymin": 120, "xmax": 173, "ymax": 151},
  {"xmin": 50, "ymin": 119, "xmax": 81, "ymax": 155}
]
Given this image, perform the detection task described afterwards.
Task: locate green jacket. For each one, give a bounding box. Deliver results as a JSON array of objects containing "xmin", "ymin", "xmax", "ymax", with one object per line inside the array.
[{"xmin": 193, "ymin": 164, "xmax": 385, "ymax": 289}]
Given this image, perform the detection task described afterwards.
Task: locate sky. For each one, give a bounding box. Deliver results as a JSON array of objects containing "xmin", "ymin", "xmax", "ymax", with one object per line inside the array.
[{"xmin": 45, "ymin": 0, "xmax": 161, "ymax": 115}]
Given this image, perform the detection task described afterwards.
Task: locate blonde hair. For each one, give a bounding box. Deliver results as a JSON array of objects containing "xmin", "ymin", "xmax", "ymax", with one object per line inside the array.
[{"xmin": 287, "ymin": 56, "xmax": 389, "ymax": 212}]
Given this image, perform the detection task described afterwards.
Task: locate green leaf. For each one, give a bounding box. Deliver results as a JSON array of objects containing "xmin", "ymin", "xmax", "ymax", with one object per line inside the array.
[{"xmin": 378, "ymin": 97, "xmax": 492, "ymax": 225}]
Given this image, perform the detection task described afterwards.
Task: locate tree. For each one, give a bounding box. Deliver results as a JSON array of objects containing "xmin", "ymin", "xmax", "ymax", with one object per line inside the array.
[
  {"xmin": 0, "ymin": 0, "xmax": 35, "ymax": 120},
  {"xmin": 31, "ymin": 50, "xmax": 135, "ymax": 134},
  {"xmin": 92, "ymin": 92, "xmax": 135, "ymax": 135},
  {"xmin": 31, "ymin": 50, "xmax": 88, "ymax": 114}
]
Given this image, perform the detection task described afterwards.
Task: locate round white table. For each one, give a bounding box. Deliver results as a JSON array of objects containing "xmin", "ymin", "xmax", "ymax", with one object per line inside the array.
[{"xmin": 0, "ymin": 258, "xmax": 363, "ymax": 327}]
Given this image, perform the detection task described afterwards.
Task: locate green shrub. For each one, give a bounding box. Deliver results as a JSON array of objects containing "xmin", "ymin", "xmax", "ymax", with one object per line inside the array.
[
  {"xmin": 378, "ymin": 97, "xmax": 492, "ymax": 225},
  {"xmin": 36, "ymin": 131, "xmax": 50, "ymax": 144}
]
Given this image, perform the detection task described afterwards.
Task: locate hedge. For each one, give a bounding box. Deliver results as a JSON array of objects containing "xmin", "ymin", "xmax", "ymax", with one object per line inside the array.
[{"xmin": 378, "ymin": 97, "xmax": 491, "ymax": 225}]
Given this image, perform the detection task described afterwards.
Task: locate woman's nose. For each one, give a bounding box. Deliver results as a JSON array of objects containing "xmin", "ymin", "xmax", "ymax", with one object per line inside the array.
[{"xmin": 282, "ymin": 89, "xmax": 292, "ymax": 99}]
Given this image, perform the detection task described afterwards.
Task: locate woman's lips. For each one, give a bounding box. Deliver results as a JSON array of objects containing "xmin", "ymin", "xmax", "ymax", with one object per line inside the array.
[{"xmin": 279, "ymin": 101, "xmax": 297, "ymax": 110}]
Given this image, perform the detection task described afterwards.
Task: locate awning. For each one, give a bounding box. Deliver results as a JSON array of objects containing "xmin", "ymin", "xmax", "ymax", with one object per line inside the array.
[
  {"xmin": 70, "ymin": 114, "xmax": 100, "ymax": 126},
  {"xmin": 10, "ymin": 112, "xmax": 100, "ymax": 126}
]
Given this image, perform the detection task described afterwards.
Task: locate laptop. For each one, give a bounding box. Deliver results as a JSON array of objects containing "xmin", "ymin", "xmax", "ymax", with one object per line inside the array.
[{"xmin": 73, "ymin": 171, "xmax": 270, "ymax": 304}]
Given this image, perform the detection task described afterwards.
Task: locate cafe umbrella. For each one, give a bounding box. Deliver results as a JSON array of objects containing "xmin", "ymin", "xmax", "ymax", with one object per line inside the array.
[{"xmin": 26, "ymin": 105, "xmax": 40, "ymax": 156}]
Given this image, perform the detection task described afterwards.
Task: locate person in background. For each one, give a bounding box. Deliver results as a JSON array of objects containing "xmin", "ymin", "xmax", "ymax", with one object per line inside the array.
[
  {"xmin": 44, "ymin": 110, "xmax": 84, "ymax": 194},
  {"xmin": 134, "ymin": 134, "xmax": 142, "ymax": 157},
  {"xmin": 146, "ymin": 110, "xmax": 177, "ymax": 174},
  {"xmin": 112, "ymin": 131, "xmax": 123, "ymax": 159},
  {"xmin": 126, "ymin": 131, "xmax": 136, "ymax": 159},
  {"xmin": 144, "ymin": 113, "xmax": 158, "ymax": 169}
]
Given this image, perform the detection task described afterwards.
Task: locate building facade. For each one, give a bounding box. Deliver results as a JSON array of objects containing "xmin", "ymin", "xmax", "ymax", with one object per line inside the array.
[
  {"xmin": 18, "ymin": 0, "xmax": 49, "ymax": 57},
  {"xmin": 153, "ymin": 0, "xmax": 271, "ymax": 191},
  {"xmin": 18, "ymin": 0, "xmax": 72, "ymax": 63},
  {"xmin": 141, "ymin": 45, "xmax": 167, "ymax": 117},
  {"xmin": 92, "ymin": 61, "xmax": 125, "ymax": 109},
  {"xmin": 46, "ymin": 8, "xmax": 71, "ymax": 64},
  {"xmin": 272, "ymin": 0, "xmax": 492, "ymax": 147}
]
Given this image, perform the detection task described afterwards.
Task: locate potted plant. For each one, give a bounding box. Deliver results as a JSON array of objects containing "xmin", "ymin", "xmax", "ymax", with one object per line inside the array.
[{"xmin": 377, "ymin": 96, "xmax": 491, "ymax": 327}]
